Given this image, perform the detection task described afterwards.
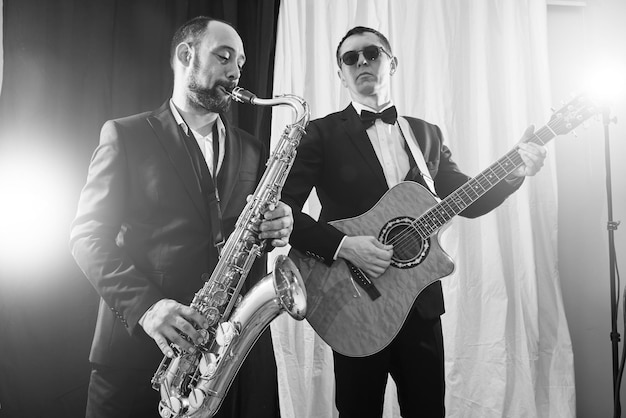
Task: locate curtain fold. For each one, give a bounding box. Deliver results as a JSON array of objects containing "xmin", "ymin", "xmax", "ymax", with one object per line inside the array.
[{"xmin": 269, "ymin": 1, "xmax": 575, "ymax": 417}]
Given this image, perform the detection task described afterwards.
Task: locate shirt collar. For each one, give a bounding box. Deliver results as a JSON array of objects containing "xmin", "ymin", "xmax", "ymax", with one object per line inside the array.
[{"xmin": 169, "ymin": 99, "xmax": 225, "ymax": 139}]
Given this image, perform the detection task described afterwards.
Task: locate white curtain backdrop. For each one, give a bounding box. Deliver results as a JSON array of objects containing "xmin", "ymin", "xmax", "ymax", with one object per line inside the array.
[{"xmin": 268, "ymin": 1, "xmax": 575, "ymax": 417}]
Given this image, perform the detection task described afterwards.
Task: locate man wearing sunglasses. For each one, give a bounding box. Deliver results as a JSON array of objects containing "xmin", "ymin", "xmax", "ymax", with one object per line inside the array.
[{"xmin": 281, "ymin": 26, "xmax": 547, "ymax": 417}]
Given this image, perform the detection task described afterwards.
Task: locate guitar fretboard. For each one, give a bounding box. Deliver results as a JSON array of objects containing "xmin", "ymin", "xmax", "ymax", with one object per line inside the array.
[{"xmin": 411, "ymin": 121, "xmax": 559, "ymax": 240}]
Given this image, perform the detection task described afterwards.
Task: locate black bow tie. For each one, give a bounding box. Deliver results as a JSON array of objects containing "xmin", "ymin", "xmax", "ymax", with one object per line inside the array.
[{"xmin": 360, "ymin": 106, "xmax": 398, "ymax": 127}]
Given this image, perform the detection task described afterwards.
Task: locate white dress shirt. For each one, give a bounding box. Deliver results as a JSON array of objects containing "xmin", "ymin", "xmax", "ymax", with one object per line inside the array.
[{"xmin": 169, "ymin": 99, "xmax": 225, "ymax": 176}]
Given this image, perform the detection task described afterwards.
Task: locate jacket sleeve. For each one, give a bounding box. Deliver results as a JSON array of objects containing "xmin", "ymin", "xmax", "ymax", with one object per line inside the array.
[
  {"xmin": 69, "ymin": 120, "xmax": 164, "ymax": 336},
  {"xmin": 281, "ymin": 121, "xmax": 345, "ymax": 265}
]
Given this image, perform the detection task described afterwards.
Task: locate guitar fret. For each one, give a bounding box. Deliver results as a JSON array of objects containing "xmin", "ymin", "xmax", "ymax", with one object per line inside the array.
[
  {"xmin": 458, "ymin": 187, "xmax": 473, "ymax": 204},
  {"xmin": 414, "ymin": 217, "xmax": 431, "ymax": 238},
  {"xmin": 469, "ymin": 178, "xmax": 485, "ymax": 194},
  {"xmin": 448, "ymin": 193, "xmax": 467, "ymax": 212},
  {"xmin": 544, "ymin": 124, "xmax": 557, "ymax": 139},
  {"xmin": 533, "ymin": 124, "xmax": 558, "ymax": 146},
  {"xmin": 500, "ymin": 154, "xmax": 517, "ymax": 171},
  {"xmin": 485, "ymin": 168, "xmax": 499, "ymax": 183}
]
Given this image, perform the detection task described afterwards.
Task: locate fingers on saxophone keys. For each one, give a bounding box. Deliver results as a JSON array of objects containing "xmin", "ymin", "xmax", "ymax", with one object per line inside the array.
[
  {"xmin": 183, "ymin": 306, "xmax": 209, "ymax": 330},
  {"xmin": 259, "ymin": 226, "xmax": 290, "ymax": 241},
  {"xmin": 171, "ymin": 318, "xmax": 204, "ymax": 352},
  {"xmin": 259, "ymin": 215, "xmax": 291, "ymax": 236},
  {"xmin": 156, "ymin": 336, "xmax": 174, "ymax": 358},
  {"xmin": 170, "ymin": 335, "xmax": 196, "ymax": 354},
  {"xmin": 270, "ymin": 238, "xmax": 289, "ymax": 248}
]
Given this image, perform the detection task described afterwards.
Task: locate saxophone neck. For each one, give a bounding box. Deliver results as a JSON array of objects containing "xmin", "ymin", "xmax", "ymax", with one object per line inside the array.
[{"xmin": 228, "ymin": 87, "xmax": 310, "ymax": 127}]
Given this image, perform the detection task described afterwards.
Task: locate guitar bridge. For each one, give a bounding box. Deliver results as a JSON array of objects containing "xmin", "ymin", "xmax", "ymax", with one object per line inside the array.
[{"xmin": 346, "ymin": 262, "xmax": 381, "ymax": 301}]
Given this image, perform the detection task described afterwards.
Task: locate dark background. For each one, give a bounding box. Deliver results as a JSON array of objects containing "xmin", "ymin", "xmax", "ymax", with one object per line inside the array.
[{"xmin": 0, "ymin": 1, "xmax": 280, "ymax": 417}]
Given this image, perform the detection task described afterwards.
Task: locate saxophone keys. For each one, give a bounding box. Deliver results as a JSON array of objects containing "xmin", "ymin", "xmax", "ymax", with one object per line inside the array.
[
  {"xmin": 199, "ymin": 352, "xmax": 218, "ymax": 377},
  {"xmin": 198, "ymin": 329, "xmax": 209, "ymax": 340},
  {"xmin": 158, "ymin": 400, "xmax": 174, "ymax": 418},
  {"xmin": 189, "ymin": 388, "xmax": 207, "ymax": 409},
  {"xmin": 205, "ymin": 307, "xmax": 221, "ymax": 326},
  {"xmin": 168, "ymin": 396, "xmax": 186, "ymax": 415},
  {"xmin": 216, "ymin": 321, "xmax": 238, "ymax": 346},
  {"xmin": 211, "ymin": 290, "xmax": 228, "ymax": 306}
]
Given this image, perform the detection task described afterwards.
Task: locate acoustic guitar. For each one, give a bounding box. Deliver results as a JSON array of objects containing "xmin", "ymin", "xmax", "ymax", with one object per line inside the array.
[{"xmin": 290, "ymin": 94, "xmax": 597, "ymax": 357}]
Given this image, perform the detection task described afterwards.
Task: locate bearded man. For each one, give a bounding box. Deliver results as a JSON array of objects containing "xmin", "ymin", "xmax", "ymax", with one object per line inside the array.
[{"xmin": 70, "ymin": 16, "xmax": 290, "ymax": 418}]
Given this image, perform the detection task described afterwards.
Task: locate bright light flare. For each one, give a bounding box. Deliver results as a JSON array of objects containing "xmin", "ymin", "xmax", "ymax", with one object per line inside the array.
[
  {"xmin": 582, "ymin": 59, "xmax": 626, "ymax": 108},
  {"xmin": 0, "ymin": 146, "xmax": 76, "ymax": 279}
]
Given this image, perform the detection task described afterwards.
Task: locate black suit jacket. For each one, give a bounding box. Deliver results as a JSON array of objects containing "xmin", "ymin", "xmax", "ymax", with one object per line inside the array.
[
  {"xmin": 282, "ymin": 104, "xmax": 521, "ymax": 319},
  {"xmin": 70, "ymin": 101, "xmax": 267, "ymax": 369}
]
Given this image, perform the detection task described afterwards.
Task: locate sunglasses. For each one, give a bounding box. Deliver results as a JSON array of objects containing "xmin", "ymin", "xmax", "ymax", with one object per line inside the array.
[{"xmin": 340, "ymin": 45, "xmax": 391, "ymax": 66}]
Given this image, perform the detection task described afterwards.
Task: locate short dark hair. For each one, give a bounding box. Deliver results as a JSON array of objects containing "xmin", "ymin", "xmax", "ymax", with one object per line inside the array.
[
  {"xmin": 169, "ymin": 16, "xmax": 237, "ymax": 69},
  {"xmin": 335, "ymin": 26, "xmax": 393, "ymax": 68}
]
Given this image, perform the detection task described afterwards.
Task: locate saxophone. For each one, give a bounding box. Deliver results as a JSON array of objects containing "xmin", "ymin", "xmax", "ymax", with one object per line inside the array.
[{"xmin": 151, "ymin": 87, "xmax": 310, "ymax": 418}]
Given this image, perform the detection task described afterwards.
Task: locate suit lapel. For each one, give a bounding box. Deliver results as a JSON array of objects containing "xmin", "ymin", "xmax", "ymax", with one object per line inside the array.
[
  {"xmin": 340, "ymin": 105, "xmax": 388, "ymax": 190},
  {"xmin": 147, "ymin": 102, "xmax": 209, "ymax": 226},
  {"xmin": 216, "ymin": 116, "xmax": 241, "ymax": 212}
]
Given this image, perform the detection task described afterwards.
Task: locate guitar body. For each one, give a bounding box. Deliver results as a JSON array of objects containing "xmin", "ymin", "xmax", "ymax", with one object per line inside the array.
[{"xmin": 290, "ymin": 182, "xmax": 455, "ymax": 357}]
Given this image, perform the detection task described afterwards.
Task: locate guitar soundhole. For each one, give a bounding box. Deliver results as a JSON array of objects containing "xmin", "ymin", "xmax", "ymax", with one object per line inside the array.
[{"xmin": 379, "ymin": 216, "xmax": 430, "ymax": 269}]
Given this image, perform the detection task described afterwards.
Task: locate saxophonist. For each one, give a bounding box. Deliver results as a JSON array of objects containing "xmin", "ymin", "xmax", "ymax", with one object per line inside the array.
[{"xmin": 70, "ymin": 16, "xmax": 291, "ymax": 418}]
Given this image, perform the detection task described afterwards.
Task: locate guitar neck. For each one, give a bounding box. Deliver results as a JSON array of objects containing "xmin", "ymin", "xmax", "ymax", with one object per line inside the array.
[{"xmin": 414, "ymin": 123, "xmax": 557, "ymax": 239}]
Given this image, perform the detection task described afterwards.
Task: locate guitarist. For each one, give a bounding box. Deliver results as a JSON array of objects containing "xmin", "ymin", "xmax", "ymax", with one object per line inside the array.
[{"xmin": 281, "ymin": 26, "xmax": 547, "ymax": 418}]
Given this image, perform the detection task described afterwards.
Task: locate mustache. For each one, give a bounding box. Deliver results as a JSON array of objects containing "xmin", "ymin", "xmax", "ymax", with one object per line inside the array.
[{"xmin": 215, "ymin": 80, "xmax": 238, "ymax": 93}]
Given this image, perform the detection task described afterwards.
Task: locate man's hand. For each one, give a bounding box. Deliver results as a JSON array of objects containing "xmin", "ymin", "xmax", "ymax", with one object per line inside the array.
[
  {"xmin": 258, "ymin": 200, "xmax": 293, "ymax": 247},
  {"xmin": 509, "ymin": 125, "xmax": 548, "ymax": 179},
  {"xmin": 337, "ymin": 236, "xmax": 394, "ymax": 279},
  {"xmin": 140, "ymin": 299, "xmax": 209, "ymax": 358}
]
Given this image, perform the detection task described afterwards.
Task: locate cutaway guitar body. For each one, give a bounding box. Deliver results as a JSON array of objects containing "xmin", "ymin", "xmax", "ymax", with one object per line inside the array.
[{"xmin": 290, "ymin": 94, "xmax": 596, "ymax": 357}]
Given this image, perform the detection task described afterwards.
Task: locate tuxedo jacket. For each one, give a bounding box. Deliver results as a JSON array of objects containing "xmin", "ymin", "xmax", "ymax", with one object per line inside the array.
[
  {"xmin": 281, "ymin": 104, "xmax": 521, "ymax": 319},
  {"xmin": 70, "ymin": 101, "xmax": 267, "ymax": 369}
]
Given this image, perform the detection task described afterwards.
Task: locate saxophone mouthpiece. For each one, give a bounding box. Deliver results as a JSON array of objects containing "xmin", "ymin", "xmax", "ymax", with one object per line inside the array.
[{"xmin": 229, "ymin": 87, "xmax": 257, "ymax": 104}]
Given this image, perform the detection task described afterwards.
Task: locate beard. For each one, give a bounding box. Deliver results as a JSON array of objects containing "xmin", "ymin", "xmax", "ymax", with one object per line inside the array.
[{"xmin": 187, "ymin": 62, "xmax": 235, "ymax": 114}]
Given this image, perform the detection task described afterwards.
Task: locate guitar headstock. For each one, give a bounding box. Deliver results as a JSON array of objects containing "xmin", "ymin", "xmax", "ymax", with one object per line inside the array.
[{"xmin": 549, "ymin": 94, "xmax": 598, "ymax": 135}]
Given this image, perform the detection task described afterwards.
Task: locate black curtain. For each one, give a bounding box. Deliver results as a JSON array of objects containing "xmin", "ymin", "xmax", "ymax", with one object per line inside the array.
[{"xmin": 0, "ymin": 1, "xmax": 280, "ymax": 417}]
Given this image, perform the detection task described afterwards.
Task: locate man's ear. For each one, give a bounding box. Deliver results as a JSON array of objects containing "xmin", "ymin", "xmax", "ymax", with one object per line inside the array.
[
  {"xmin": 337, "ymin": 69, "xmax": 348, "ymax": 88},
  {"xmin": 390, "ymin": 56, "xmax": 398, "ymax": 75},
  {"xmin": 176, "ymin": 43, "xmax": 193, "ymax": 67}
]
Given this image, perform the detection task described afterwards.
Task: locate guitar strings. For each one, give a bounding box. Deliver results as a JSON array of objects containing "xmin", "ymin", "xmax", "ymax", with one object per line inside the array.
[{"xmin": 383, "ymin": 116, "xmax": 566, "ymax": 253}]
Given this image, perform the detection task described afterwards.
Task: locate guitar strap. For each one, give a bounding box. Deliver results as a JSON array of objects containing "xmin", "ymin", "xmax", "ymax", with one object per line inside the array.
[{"xmin": 398, "ymin": 117, "xmax": 437, "ymax": 196}]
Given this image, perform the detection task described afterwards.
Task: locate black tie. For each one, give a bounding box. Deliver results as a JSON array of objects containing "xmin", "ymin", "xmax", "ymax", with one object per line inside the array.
[{"xmin": 360, "ymin": 106, "xmax": 398, "ymax": 127}]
